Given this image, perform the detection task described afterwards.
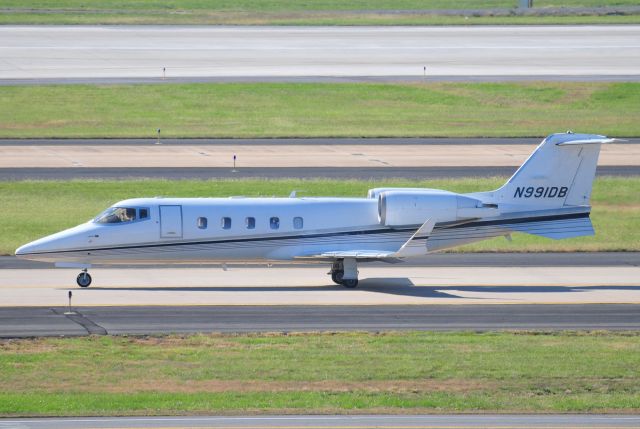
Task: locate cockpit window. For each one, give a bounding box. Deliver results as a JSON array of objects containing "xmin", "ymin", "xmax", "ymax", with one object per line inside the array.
[{"xmin": 94, "ymin": 207, "xmax": 137, "ymax": 224}]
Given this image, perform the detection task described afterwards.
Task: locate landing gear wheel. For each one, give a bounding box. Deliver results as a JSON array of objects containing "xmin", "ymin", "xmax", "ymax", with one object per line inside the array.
[
  {"xmin": 331, "ymin": 270, "xmax": 344, "ymax": 285},
  {"xmin": 76, "ymin": 271, "xmax": 92, "ymax": 288},
  {"xmin": 329, "ymin": 259, "xmax": 359, "ymax": 288},
  {"xmin": 342, "ymin": 278, "xmax": 358, "ymax": 288}
]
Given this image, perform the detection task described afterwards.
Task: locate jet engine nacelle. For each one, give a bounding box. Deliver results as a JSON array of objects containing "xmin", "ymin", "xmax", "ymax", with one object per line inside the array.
[{"xmin": 377, "ymin": 190, "xmax": 498, "ymax": 227}]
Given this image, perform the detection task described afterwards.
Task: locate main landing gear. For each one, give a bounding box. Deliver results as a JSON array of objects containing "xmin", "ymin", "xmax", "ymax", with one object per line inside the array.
[
  {"xmin": 329, "ymin": 258, "xmax": 359, "ymax": 288},
  {"xmin": 76, "ymin": 269, "xmax": 92, "ymax": 288}
]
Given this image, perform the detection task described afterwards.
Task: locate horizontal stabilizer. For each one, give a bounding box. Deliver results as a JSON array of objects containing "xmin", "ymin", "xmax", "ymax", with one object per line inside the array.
[
  {"xmin": 555, "ymin": 138, "xmax": 618, "ymax": 146},
  {"xmin": 509, "ymin": 215, "xmax": 594, "ymax": 239}
]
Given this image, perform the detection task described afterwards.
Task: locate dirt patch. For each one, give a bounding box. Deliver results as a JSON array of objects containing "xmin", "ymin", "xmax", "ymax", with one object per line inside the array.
[
  {"xmin": 0, "ymin": 338, "xmax": 59, "ymax": 353},
  {"xmin": 23, "ymin": 378, "xmax": 496, "ymax": 394}
]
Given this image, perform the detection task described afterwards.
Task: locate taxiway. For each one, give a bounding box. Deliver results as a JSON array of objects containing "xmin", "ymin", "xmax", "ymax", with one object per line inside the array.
[
  {"xmin": 1, "ymin": 259, "xmax": 639, "ymax": 337},
  {"xmin": 1, "ymin": 265, "xmax": 639, "ymax": 308},
  {"xmin": 2, "ymin": 138, "xmax": 638, "ymax": 179}
]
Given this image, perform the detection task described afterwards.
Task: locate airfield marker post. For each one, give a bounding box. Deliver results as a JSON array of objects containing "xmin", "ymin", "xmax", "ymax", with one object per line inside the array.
[
  {"xmin": 163, "ymin": 67, "xmax": 166, "ymax": 80},
  {"xmin": 232, "ymin": 153, "xmax": 237, "ymax": 172},
  {"xmin": 66, "ymin": 290, "xmax": 73, "ymax": 314},
  {"xmin": 156, "ymin": 128, "xmax": 161, "ymax": 145},
  {"xmin": 423, "ymin": 66, "xmax": 426, "ymax": 82}
]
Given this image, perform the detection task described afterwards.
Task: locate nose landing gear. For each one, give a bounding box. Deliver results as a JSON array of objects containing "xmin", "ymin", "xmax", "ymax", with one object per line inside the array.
[
  {"xmin": 76, "ymin": 269, "xmax": 92, "ymax": 288},
  {"xmin": 329, "ymin": 258, "xmax": 359, "ymax": 288}
]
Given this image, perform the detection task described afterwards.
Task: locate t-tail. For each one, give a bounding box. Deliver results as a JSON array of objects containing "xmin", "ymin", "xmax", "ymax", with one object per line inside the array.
[{"xmin": 470, "ymin": 132, "xmax": 617, "ymax": 240}]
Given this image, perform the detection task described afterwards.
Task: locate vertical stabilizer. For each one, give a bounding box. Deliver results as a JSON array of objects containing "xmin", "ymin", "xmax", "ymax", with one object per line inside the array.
[{"xmin": 489, "ymin": 133, "xmax": 613, "ymax": 209}]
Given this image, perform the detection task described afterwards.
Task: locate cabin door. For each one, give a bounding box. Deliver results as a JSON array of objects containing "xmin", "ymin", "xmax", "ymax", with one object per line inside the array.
[{"xmin": 159, "ymin": 205, "xmax": 183, "ymax": 239}]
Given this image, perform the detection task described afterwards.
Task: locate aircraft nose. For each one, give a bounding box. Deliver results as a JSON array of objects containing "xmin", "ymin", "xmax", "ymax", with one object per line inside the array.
[
  {"xmin": 15, "ymin": 222, "xmax": 98, "ymax": 261},
  {"xmin": 15, "ymin": 241, "xmax": 40, "ymax": 257}
]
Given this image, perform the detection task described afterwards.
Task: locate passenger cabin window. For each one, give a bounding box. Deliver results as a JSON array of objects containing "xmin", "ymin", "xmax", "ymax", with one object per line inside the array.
[
  {"xmin": 293, "ymin": 217, "xmax": 303, "ymax": 229},
  {"xmin": 246, "ymin": 217, "xmax": 255, "ymax": 229},
  {"xmin": 94, "ymin": 207, "xmax": 137, "ymax": 224},
  {"xmin": 270, "ymin": 217, "xmax": 280, "ymax": 230},
  {"xmin": 197, "ymin": 217, "xmax": 208, "ymax": 229},
  {"xmin": 221, "ymin": 217, "xmax": 232, "ymax": 230},
  {"xmin": 139, "ymin": 208, "xmax": 149, "ymax": 219}
]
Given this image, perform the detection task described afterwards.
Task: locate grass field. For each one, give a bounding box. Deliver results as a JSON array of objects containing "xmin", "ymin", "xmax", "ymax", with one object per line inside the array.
[
  {"xmin": 1, "ymin": 0, "xmax": 639, "ymax": 25},
  {"xmin": 2, "ymin": 177, "xmax": 638, "ymax": 255},
  {"xmin": 1, "ymin": 82, "xmax": 639, "ymax": 138},
  {"xmin": 1, "ymin": 331, "xmax": 639, "ymax": 416}
]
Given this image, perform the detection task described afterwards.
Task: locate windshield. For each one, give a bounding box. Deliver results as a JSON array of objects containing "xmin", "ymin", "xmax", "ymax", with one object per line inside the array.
[{"xmin": 94, "ymin": 207, "xmax": 137, "ymax": 224}]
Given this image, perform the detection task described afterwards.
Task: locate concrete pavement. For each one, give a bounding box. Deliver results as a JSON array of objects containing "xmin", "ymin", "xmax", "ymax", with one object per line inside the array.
[
  {"xmin": 1, "ymin": 25, "xmax": 639, "ymax": 80},
  {"xmin": 1, "ymin": 144, "xmax": 637, "ymax": 168},
  {"xmin": 2, "ymin": 266, "xmax": 639, "ymax": 307}
]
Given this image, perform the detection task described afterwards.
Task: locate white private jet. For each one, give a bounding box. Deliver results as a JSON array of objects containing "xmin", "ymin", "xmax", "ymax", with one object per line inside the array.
[{"xmin": 16, "ymin": 132, "xmax": 611, "ymax": 288}]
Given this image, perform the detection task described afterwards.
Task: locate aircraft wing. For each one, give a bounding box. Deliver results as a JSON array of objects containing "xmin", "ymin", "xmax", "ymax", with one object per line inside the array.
[
  {"xmin": 295, "ymin": 218, "xmax": 435, "ymax": 261},
  {"xmin": 296, "ymin": 250, "xmax": 399, "ymax": 259}
]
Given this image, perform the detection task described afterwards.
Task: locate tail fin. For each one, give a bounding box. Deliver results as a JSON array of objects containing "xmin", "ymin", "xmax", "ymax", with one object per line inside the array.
[
  {"xmin": 467, "ymin": 132, "xmax": 615, "ymax": 240},
  {"xmin": 492, "ymin": 132, "xmax": 614, "ymax": 209}
]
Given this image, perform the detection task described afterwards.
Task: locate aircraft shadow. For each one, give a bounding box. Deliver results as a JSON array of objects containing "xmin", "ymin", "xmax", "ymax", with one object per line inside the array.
[
  {"xmin": 85, "ymin": 285, "xmax": 346, "ymax": 292},
  {"xmin": 78, "ymin": 282, "xmax": 640, "ymax": 300},
  {"xmin": 358, "ymin": 280, "xmax": 640, "ymax": 299}
]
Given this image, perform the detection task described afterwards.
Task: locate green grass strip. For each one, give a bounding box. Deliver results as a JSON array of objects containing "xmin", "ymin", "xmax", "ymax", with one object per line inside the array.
[
  {"xmin": 2, "ymin": 177, "xmax": 639, "ymax": 255},
  {"xmin": 3, "ymin": 391, "xmax": 640, "ymax": 416},
  {"xmin": 1, "ymin": 82, "xmax": 639, "ymax": 138},
  {"xmin": 1, "ymin": 0, "xmax": 639, "ymax": 25},
  {"xmin": 1, "ymin": 331, "xmax": 639, "ymax": 416}
]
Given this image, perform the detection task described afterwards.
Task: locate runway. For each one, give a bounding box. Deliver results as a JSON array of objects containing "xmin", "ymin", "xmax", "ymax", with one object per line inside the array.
[
  {"xmin": 1, "ymin": 25, "xmax": 639, "ymax": 81},
  {"xmin": 3, "ymin": 414, "xmax": 640, "ymax": 429}
]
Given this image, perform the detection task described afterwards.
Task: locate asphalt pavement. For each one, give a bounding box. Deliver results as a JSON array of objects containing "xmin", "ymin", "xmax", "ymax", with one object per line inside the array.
[
  {"xmin": 2, "ymin": 414, "xmax": 639, "ymax": 429},
  {"xmin": 2, "ymin": 304, "xmax": 640, "ymax": 338},
  {"xmin": 3, "ymin": 75, "xmax": 640, "ymax": 85},
  {"xmin": 2, "ymin": 25, "xmax": 639, "ymax": 81},
  {"xmin": 2, "ymin": 165, "xmax": 637, "ymax": 180},
  {"xmin": 0, "ymin": 137, "xmax": 545, "ymax": 146}
]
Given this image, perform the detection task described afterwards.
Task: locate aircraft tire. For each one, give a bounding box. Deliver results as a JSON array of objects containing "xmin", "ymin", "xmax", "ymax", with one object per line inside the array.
[
  {"xmin": 76, "ymin": 272, "xmax": 92, "ymax": 288},
  {"xmin": 342, "ymin": 278, "xmax": 358, "ymax": 288},
  {"xmin": 331, "ymin": 270, "xmax": 344, "ymax": 285}
]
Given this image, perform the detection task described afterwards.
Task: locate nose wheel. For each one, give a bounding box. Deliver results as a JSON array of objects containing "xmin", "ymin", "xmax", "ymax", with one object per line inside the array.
[{"xmin": 76, "ymin": 270, "xmax": 92, "ymax": 288}]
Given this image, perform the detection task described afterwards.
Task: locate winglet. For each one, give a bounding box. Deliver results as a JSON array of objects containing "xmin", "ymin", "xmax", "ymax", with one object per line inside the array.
[{"xmin": 393, "ymin": 218, "xmax": 435, "ymax": 258}]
